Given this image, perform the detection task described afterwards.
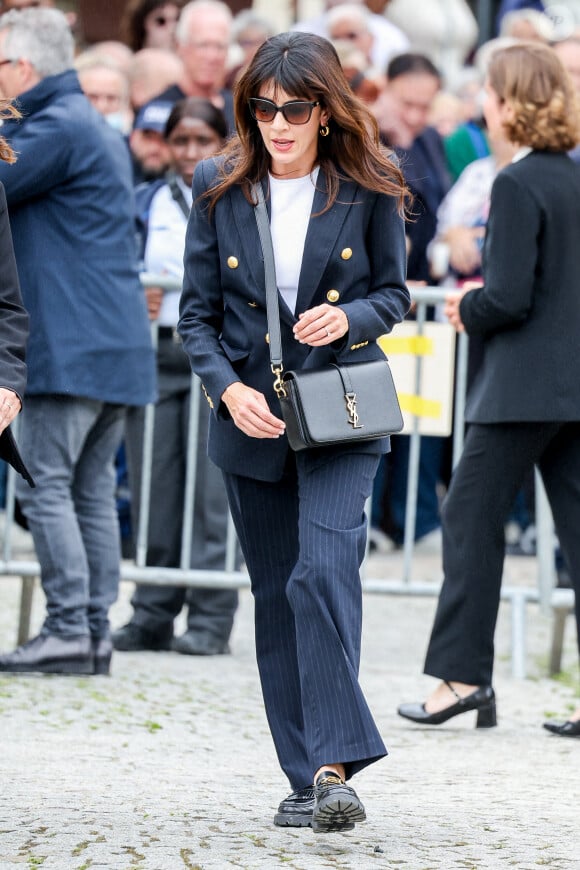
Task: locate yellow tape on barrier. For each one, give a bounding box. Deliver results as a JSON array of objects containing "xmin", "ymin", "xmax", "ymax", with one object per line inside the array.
[
  {"xmin": 398, "ymin": 393, "xmax": 442, "ymax": 420},
  {"xmin": 378, "ymin": 335, "xmax": 434, "ymax": 356}
]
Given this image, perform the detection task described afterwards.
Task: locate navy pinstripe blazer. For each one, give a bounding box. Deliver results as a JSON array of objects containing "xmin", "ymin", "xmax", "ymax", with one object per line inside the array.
[{"xmin": 178, "ymin": 158, "xmax": 410, "ymax": 482}]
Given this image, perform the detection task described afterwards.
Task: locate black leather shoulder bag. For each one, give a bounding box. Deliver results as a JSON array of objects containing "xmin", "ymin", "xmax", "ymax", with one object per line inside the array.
[{"xmin": 252, "ymin": 182, "xmax": 403, "ymax": 452}]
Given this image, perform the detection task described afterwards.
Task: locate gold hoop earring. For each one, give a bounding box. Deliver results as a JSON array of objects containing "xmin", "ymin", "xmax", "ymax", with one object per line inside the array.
[{"xmin": 319, "ymin": 125, "xmax": 330, "ymax": 137}]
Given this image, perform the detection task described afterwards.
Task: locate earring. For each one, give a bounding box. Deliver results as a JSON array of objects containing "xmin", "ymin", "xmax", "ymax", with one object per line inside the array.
[{"xmin": 319, "ymin": 125, "xmax": 330, "ymax": 137}]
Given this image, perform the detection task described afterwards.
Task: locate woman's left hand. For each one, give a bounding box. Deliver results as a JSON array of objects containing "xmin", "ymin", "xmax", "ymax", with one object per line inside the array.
[
  {"xmin": 293, "ymin": 303, "xmax": 349, "ymax": 346},
  {"xmin": 0, "ymin": 388, "xmax": 21, "ymax": 435}
]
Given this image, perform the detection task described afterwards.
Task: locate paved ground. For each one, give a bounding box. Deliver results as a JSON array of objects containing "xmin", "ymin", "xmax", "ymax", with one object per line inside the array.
[{"xmin": 0, "ymin": 546, "xmax": 578, "ymax": 870}]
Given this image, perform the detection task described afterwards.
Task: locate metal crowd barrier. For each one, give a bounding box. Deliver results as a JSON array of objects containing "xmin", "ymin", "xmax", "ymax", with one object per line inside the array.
[{"xmin": 0, "ymin": 280, "xmax": 572, "ymax": 678}]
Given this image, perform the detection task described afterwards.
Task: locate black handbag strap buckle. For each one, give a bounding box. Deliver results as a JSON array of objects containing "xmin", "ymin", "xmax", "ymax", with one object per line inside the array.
[{"xmin": 271, "ymin": 364, "xmax": 287, "ymax": 398}]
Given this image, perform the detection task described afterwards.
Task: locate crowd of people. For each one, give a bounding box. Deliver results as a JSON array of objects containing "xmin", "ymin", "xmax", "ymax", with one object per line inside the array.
[{"xmin": 0, "ymin": 0, "xmax": 578, "ymax": 837}]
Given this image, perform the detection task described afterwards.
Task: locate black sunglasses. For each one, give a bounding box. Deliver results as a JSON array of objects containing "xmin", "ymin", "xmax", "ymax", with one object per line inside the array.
[{"xmin": 248, "ymin": 97, "xmax": 320, "ymax": 125}]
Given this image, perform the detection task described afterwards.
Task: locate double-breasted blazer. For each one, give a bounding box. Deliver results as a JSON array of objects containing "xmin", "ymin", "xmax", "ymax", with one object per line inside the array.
[
  {"xmin": 460, "ymin": 150, "xmax": 580, "ymax": 424},
  {"xmin": 178, "ymin": 158, "xmax": 410, "ymax": 482}
]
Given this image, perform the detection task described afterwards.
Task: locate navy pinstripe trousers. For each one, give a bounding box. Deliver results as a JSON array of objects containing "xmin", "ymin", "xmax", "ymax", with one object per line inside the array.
[{"xmin": 223, "ymin": 449, "xmax": 387, "ymax": 791}]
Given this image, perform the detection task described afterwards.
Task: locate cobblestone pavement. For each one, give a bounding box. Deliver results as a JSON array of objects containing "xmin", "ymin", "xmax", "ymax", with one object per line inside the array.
[{"xmin": 0, "ymin": 549, "xmax": 578, "ymax": 870}]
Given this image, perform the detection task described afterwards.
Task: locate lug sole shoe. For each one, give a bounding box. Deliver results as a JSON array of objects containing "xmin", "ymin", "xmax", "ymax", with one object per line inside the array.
[
  {"xmin": 274, "ymin": 786, "xmax": 315, "ymax": 827},
  {"xmin": 311, "ymin": 772, "xmax": 366, "ymax": 834}
]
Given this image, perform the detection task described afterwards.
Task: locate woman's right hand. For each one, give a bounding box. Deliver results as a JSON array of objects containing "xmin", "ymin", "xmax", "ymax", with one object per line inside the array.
[{"xmin": 221, "ymin": 382, "xmax": 286, "ymax": 439}]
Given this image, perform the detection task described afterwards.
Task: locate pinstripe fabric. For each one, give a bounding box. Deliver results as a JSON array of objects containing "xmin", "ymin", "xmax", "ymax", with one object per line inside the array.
[{"xmin": 224, "ymin": 449, "xmax": 387, "ymax": 791}]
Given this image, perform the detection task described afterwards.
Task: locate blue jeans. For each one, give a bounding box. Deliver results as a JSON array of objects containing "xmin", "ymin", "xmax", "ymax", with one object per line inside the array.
[{"xmin": 16, "ymin": 396, "xmax": 126, "ymax": 638}]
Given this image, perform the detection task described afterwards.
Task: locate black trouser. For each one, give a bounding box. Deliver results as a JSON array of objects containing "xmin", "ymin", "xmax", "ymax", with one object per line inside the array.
[{"xmin": 425, "ymin": 421, "xmax": 580, "ymax": 685}]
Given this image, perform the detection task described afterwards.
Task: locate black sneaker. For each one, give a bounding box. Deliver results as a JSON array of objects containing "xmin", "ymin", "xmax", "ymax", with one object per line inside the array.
[
  {"xmin": 273, "ymin": 786, "xmax": 315, "ymax": 827},
  {"xmin": 311, "ymin": 771, "xmax": 366, "ymax": 834},
  {"xmin": 111, "ymin": 622, "xmax": 173, "ymax": 652}
]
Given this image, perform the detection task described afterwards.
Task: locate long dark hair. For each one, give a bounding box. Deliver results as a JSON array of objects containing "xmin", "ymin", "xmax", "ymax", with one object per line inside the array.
[
  {"xmin": 206, "ymin": 31, "xmax": 407, "ymax": 214},
  {"xmin": 164, "ymin": 96, "xmax": 228, "ymax": 141}
]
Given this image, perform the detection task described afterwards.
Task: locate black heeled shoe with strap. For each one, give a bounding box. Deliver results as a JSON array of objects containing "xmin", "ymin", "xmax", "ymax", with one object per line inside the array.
[
  {"xmin": 543, "ymin": 719, "xmax": 580, "ymax": 738},
  {"xmin": 398, "ymin": 682, "xmax": 497, "ymax": 728}
]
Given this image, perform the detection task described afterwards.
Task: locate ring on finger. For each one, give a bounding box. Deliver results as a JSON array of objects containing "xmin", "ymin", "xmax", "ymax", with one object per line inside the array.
[{"xmin": 325, "ymin": 326, "xmax": 331, "ymax": 337}]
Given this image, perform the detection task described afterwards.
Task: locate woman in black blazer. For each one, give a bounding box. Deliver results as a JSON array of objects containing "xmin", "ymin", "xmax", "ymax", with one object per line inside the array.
[
  {"xmin": 179, "ymin": 32, "xmax": 410, "ymax": 831},
  {"xmin": 398, "ymin": 42, "xmax": 580, "ymax": 737}
]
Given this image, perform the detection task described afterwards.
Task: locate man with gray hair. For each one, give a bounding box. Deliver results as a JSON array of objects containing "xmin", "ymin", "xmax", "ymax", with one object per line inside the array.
[
  {"xmin": 0, "ymin": 7, "xmax": 156, "ymax": 676},
  {"xmin": 327, "ymin": 4, "xmax": 378, "ymax": 69}
]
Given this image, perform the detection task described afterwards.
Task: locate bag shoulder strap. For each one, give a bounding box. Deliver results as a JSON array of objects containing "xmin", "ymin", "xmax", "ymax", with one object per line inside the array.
[{"xmin": 252, "ymin": 183, "xmax": 284, "ymax": 372}]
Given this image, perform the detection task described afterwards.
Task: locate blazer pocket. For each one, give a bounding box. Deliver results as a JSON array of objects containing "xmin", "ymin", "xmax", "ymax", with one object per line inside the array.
[{"xmin": 219, "ymin": 338, "xmax": 250, "ymax": 368}]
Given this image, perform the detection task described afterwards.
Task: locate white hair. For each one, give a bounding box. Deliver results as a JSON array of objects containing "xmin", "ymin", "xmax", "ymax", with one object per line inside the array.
[
  {"xmin": 0, "ymin": 7, "xmax": 74, "ymax": 78},
  {"xmin": 500, "ymin": 9, "xmax": 556, "ymax": 42},
  {"xmin": 175, "ymin": 0, "xmax": 232, "ymax": 46},
  {"xmin": 231, "ymin": 10, "xmax": 274, "ymax": 43},
  {"xmin": 327, "ymin": 3, "xmax": 370, "ymax": 32},
  {"xmin": 75, "ymin": 51, "xmax": 130, "ymax": 102}
]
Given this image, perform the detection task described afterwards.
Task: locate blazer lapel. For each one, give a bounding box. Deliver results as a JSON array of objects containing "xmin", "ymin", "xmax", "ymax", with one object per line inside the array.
[
  {"xmin": 295, "ymin": 173, "xmax": 358, "ymax": 316},
  {"xmin": 230, "ymin": 181, "xmax": 265, "ymax": 297}
]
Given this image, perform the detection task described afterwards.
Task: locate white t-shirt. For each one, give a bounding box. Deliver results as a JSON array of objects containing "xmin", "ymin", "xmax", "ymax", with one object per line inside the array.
[
  {"xmin": 269, "ymin": 167, "xmax": 319, "ymax": 315},
  {"xmin": 144, "ymin": 176, "xmax": 192, "ymax": 326}
]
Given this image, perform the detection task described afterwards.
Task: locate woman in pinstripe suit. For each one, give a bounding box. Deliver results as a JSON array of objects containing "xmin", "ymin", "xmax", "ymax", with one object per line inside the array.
[{"xmin": 178, "ymin": 31, "xmax": 410, "ymax": 831}]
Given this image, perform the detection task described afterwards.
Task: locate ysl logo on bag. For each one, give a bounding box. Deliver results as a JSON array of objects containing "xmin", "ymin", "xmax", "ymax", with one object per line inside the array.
[{"xmin": 345, "ymin": 392, "xmax": 363, "ymax": 429}]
